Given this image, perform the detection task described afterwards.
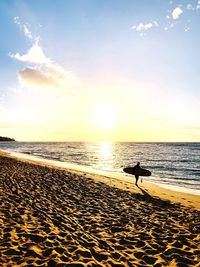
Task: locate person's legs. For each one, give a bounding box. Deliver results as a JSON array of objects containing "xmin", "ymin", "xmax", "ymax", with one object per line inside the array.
[{"xmin": 135, "ymin": 175, "xmax": 139, "ymax": 186}]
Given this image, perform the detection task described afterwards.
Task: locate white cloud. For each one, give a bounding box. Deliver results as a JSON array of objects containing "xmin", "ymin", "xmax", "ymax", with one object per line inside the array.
[
  {"xmin": 132, "ymin": 21, "xmax": 159, "ymax": 32},
  {"xmin": 11, "ymin": 17, "xmax": 77, "ymax": 93},
  {"xmin": 10, "ymin": 41, "xmax": 51, "ymax": 65},
  {"xmin": 172, "ymin": 7, "xmax": 183, "ymax": 19},
  {"xmin": 132, "ymin": 23, "xmax": 152, "ymax": 31},
  {"xmin": 11, "ymin": 42, "xmax": 77, "ymax": 92}
]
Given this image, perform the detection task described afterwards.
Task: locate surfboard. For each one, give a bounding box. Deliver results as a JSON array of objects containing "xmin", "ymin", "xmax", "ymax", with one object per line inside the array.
[{"xmin": 123, "ymin": 167, "xmax": 151, "ymax": 177}]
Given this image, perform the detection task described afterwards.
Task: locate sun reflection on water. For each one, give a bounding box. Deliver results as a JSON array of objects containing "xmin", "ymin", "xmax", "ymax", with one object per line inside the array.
[
  {"xmin": 98, "ymin": 142, "xmax": 112, "ymax": 159},
  {"xmin": 85, "ymin": 142, "xmax": 114, "ymax": 170},
  {"xmin": 96, "ymin": 142, "xmax": 113, "ymax": 170},
  {"xmin": 84, "ymin": 142, "xmax": 115, "ymax": 171}
]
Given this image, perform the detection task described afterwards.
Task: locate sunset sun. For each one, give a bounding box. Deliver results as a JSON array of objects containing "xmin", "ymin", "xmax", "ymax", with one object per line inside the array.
[{"xmin": 95, "ymin": 104, "xmax": 117, "ymax": 130}]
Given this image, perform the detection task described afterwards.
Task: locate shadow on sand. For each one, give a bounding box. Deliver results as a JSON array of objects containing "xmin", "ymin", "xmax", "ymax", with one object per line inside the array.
[{"xmin": 132, "ymin": 184, "xmax": 174, "ymax": 209}]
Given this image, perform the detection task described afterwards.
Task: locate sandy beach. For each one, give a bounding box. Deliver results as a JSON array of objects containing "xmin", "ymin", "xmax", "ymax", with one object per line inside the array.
[{"xmin": 0, "ymin": 152, "xmax": 200, "ymax": 267}]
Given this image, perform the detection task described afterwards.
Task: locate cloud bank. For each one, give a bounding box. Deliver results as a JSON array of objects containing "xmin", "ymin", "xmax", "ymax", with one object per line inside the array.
[{"xmin": 19, "ymin": 65, "xmax": 76, "ymax": 91}]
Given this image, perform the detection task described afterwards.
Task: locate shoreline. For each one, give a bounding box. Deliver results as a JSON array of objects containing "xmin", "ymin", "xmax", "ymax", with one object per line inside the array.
[
  {"xmin": 1, "ymin": 147, "xmax": 200, "ymax": 197},
  {"xmin": 0, "ymin": 152, "xmax": 200, "ymax": 266},
  {"xmin": 1, "ymin": 150, "xmax": 200, "ymax": 209}
]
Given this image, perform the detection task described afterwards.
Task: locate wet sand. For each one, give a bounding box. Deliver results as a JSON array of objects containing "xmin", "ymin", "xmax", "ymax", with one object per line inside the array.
[{"xmin": 0, "ymin": 153, "xmax": 200, "ymax": 266}]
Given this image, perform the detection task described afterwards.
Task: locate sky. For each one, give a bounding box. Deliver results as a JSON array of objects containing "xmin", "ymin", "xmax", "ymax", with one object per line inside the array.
[{"xmin": 0, "ymin": 0, "xmax": 200, "ymax": 142}]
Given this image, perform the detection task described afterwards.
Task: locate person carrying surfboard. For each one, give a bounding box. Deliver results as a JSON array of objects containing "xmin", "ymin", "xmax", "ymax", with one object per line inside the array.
[
  {"xmin": 132, "ymin": 162, "xmax": 141, "ymax": 186},
  {"xmin": 123, "ymin": 163, "xmax": 151, "ymax": 186}
]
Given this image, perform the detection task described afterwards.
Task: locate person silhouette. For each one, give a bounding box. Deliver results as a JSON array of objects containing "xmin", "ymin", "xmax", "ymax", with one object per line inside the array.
[{"xmin": 132, "ymin": 162, "xmax": 141, "ymax": 186}]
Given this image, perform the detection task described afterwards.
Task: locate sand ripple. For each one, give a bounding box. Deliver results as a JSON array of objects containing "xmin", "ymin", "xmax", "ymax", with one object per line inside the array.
[{"xmin": 0, "ymin": 155, "xmax": 200, "ymax": 266}]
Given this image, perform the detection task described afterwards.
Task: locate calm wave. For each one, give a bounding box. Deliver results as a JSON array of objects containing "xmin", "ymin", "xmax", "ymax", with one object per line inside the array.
[{"xmin": 0, "ymin": 142, "xmax": 200, "ymax": 192}]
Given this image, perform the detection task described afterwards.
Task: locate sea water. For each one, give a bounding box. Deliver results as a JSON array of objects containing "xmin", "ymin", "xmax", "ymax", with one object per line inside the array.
[{"xmin": 0, "ymin": 142, "xmax": 200, "ymax": 195}]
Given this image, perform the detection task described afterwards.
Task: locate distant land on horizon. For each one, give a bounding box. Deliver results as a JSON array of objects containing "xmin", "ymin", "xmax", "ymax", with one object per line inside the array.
[{"xmin": 0, "ymin": 136, "xmax": 15, "ymax": 142}]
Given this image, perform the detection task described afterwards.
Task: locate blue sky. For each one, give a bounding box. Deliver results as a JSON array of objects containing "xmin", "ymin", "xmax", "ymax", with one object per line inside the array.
[{"xmin": 0, "ymin": 0, "xmax": 200, "ymax": 141}]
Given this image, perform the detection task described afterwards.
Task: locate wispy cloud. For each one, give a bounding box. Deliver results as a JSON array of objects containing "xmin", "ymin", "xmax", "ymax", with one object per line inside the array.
[
  {"xmin": 131, "ymin": 21, "xmax": 159, "ymax": 34},
  {"xmin": 14, "ymin": 17, "xmax": 33, "ymax": 40}
]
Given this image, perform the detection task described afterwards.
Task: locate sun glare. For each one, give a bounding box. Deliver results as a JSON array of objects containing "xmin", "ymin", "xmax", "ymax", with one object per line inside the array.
[{"xmin": 95, "ymin": 104, "xmax": 117, "ymax": 130}]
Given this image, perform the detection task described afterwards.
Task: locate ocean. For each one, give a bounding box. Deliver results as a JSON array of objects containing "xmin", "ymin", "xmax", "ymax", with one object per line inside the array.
[{"xmin": 0, "ymin": 142, "xmax": 200, "ymax": 195}]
